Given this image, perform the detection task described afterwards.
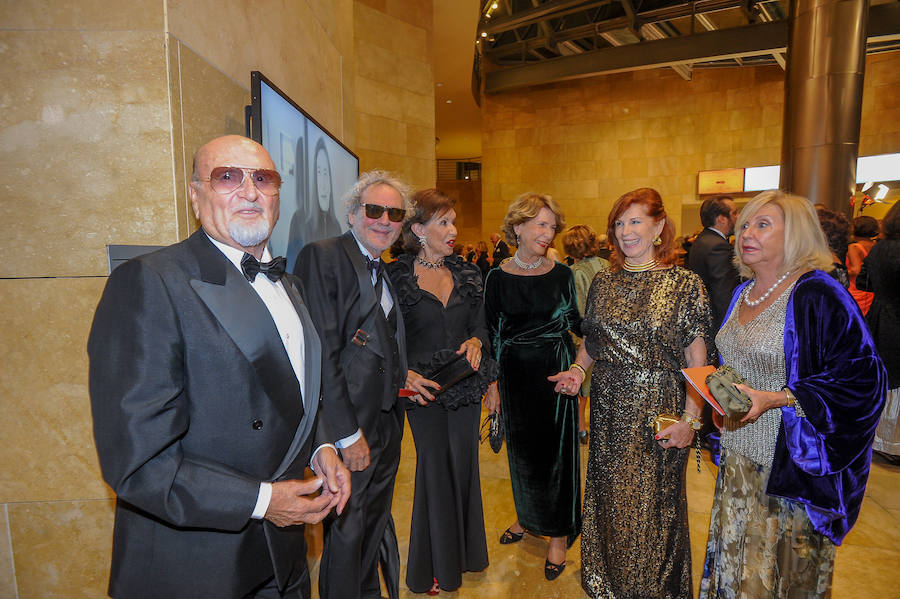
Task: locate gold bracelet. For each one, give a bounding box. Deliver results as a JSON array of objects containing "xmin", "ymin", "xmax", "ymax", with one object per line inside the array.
[
  {"xmin": 569, "ymin": 363, "xmax": 587, "ymax": 380},
  {"xmin": 782, "ymin": 386, "xmax": 796, "ymax": 408},
  {"xmin": 681, "ymin": 413, "xmax": 702, "ymax": 431}
]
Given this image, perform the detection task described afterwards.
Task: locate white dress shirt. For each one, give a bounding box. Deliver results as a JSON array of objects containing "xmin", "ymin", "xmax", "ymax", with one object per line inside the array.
[{"xmin": 207, "ymin": 235, "xmax": 333, "ymax": 519}]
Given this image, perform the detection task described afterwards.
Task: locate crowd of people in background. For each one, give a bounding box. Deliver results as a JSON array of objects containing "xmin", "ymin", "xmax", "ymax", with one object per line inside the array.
[{"xmin": 88, "ymin": 133, "xmax": 895, "ymax": 599}]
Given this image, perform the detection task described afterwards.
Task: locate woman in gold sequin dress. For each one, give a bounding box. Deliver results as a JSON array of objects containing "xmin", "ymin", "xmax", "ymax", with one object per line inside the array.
[
  {"xmin": 699, "ymin": 192, "xmax": 886, "ymax": 598},
  {"xmin": 551, "ymin": 188, "xmax": 711, "ymax": 598}
]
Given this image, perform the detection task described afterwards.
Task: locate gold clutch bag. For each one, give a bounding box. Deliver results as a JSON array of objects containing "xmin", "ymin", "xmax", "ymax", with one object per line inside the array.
[{"xmin": 648, "ymin": 413, "xmax": 680, "ymax": 436}]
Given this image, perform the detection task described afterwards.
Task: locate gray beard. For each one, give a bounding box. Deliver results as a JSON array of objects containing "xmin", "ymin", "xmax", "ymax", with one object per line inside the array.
[{"xmin": 229, "ymin": 220, "xmax": 270, "ymax": 248}]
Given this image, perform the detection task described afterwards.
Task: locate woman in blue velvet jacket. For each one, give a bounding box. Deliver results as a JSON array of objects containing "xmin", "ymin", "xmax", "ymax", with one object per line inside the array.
[{"xmin": 699, "ymin": 191, "xmax": 886, "ymax": 599}]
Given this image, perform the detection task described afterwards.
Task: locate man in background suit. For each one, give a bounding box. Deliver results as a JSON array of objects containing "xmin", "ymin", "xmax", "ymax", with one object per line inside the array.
[
  {"xmin": 490, "ymin": 232, "xmax": 510, "ymax": 265},
  {"xmin": 294, "ymin": 170, "xmax": 410, "ymax": 599},
  {"xmin": 688, "ymin": 196, "xmax": 740, "ymax": 332},
  {"xmin": 687, "ymin": 195, "xmax": 740, "ymax": 443},
  {"xmin": 88, "ymin": 135, "xmax": 350, "ymax": 599}
]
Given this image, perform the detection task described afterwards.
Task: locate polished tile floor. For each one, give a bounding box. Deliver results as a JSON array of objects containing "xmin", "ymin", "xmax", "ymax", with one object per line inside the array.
[{"xmin": 307, "ymin": 409, "xmax": 900, "ymax": 598}]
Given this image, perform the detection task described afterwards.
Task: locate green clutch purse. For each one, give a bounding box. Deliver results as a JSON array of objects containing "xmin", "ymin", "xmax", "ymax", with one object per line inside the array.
[{"xmin": 705, "ymin": 365, "xmax": 752, "ymax": 419}]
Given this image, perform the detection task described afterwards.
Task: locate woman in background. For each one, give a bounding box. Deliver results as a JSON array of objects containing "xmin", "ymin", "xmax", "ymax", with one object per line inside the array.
[
  {"xmin": 847, "ymin": 214, "xmax": 879, "ymax": 314},
  {"xmin": 815, "ymin": 206, "xmax": 851, "ymax": 288},
  {"xmin": 483, "ymin": 193, "xmax": 581, "ymax": 581},
  {"xmin": 386, "ymin": 189, "xmax": 495, "ymax": 595},
  {"xmin": 858, "ymin": 200, "xmax": 900, "ymax": 463},
  {"xmin": 560, "ymin": 224, "xmax": 609, "ymax": 444},
  {"xmin": 551, "ymin": 188, "xmax": 711, "ymax": 598},
  {"xmin": 699, "ymin": 191, "xmax": 885, "ymax": 598}
]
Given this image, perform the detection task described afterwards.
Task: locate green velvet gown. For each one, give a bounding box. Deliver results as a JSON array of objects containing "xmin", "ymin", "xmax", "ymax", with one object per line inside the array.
[{"xmin": 484, "ymin": 262, "xmax": 582, "ymax": 537}]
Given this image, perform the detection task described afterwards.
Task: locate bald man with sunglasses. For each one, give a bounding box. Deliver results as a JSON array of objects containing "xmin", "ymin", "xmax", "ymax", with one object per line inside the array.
[
  {"xmin": 294, "ymin": 170, "xmax": 411, "ymax": 599},
  {"xmin": 88, "ymin": 135, "xmax": 350, "ymax": 599}
]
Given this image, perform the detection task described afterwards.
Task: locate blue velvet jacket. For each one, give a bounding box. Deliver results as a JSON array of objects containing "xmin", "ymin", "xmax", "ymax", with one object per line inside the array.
[{"xmin": 721, "ymin": 270, "xmax": 886, "ymax": 545}]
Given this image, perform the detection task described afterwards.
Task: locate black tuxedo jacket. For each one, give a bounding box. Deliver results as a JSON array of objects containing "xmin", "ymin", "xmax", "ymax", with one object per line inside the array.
[
  {"xmin": 294, "ymin": 232, "xmax": 408, "ymax": 443},
  {"xmin": 88, "ymin": 229, "xmax": 328, "ymax": 599},
  {"xmin": 493, "ymin": 239, "xmax": 511, "ymax": 264},
  {"xmin": 688, "ymin": 227, "xmax": 740, "ymax": 331}
]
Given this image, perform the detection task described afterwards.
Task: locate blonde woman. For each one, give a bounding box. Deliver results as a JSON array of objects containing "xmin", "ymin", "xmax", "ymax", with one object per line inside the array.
[
  {"xmin": 483, "ymin": 193, "xmax": 582, "ymax": 581},
  {"xmin": 699, "ymin": 191, "xmax": 886, "ymax": 598}
]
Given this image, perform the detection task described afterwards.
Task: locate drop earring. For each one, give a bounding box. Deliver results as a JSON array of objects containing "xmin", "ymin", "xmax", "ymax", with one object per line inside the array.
[{"xmin": 419, "ymin": 236, "xmax": 427, "ymax": 248}]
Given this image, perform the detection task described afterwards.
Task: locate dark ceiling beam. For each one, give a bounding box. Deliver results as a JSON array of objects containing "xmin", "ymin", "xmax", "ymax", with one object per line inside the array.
[
  {"xmin": 484, "ymin": 2, "xmax": 900, "ymax": 92},
  {"xmin": 483, "ymin": 0, "xmax": 745, "ymax": 60},
  {"xmin": 481, "ymin": 0, "xmax": 613, "ymax": 35}
]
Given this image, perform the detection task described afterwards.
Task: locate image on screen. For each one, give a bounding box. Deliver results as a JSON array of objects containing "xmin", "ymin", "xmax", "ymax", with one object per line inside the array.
[{"xmin": 250, "ymin": 71, "xmax": 359, "ymax": 272}]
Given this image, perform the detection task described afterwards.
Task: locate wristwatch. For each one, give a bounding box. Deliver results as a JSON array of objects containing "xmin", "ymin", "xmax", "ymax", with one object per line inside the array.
[{"xmin": 681, "ymin": 413, "xmax": 702, "ymax": 431}]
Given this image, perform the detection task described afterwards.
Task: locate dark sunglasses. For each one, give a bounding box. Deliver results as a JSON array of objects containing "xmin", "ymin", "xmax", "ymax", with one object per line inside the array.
[
  {"xmin": 363, "ymin": 203, "xmax": 406, "ymax": 222},
  {"xmin": 201, "ymin": 166, "xmax": 282, "ymax": 196}
]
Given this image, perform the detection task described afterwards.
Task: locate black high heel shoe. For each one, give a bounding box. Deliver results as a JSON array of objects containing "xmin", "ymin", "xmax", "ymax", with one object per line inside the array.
[
  {"xmin": 499, "ymin": 527, "xmax": 525, "ymax": 544},
  {"xmin": 579, "ymin": 430, "xmax": 588, "ymax": 445},
  {"xmin": 544, "ymin": 559, "xmax": 566, "ymax": 580}
]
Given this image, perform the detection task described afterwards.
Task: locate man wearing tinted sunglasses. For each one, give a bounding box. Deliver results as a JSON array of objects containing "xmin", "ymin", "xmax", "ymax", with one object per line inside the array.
[
  {"xmin": 295, "ymin": 170, "xmax": 411, "ymax": 599},
  {"xmin": 88, "ymin": 135, "xmax": 350, "ymax": 599}
]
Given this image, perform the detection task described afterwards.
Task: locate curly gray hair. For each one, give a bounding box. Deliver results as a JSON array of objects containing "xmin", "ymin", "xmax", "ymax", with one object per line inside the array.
[{"xmin": 343, "ymin": 170, "xmax": 414, "ymax": 223}]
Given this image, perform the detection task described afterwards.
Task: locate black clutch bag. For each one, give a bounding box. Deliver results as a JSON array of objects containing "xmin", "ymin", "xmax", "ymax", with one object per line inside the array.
[
  {"xmin": 480, "ymin": 411, "xmax": 504, "ymax": 453},
  {"xmin": 426, "ymin": 352, "xmax": 476, "ymax": 395}
]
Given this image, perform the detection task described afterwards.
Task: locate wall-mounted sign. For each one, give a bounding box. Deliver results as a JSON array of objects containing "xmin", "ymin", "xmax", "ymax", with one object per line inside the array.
[{"xmin": 698, "ymin": 168, "xmax": 744, "ymax": 195}]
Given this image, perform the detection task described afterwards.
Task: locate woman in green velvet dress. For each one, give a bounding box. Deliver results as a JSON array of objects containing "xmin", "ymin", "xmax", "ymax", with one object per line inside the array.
[{"xmin": 483, "ymin": 192, "xmax": 582, "ymax": 582}]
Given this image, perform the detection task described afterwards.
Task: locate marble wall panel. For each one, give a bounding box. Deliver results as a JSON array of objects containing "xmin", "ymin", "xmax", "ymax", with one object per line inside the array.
[
  {"xmin": 171, "ymin": 39, "xmax": 251, "ymax": 236},
  {"xmin": 0, "ymin": 278, "xmax": 112, "ymax": 503},
  {"xmin": 354, "ymin": 0, "xmax": 429, "ymax": 58},
  {"xmin": 0, "ymin": 0, "xmax": 162, "ymax": 30},
  {"xmin": 0, "ymin": 31, "xmax": 176, "ymax": 278},
  {"xmin": 0, "ymin": 506, "xmax": 14, "ymax": 598},
  {"xmin": 355, "ymin": 38, "xmax": 432, "ymax": 95},
  {"xmin": 8, "ymin": 499, "xmax": 115, "ymax": 599},
  {"xmin": 166, "ymin": 0, "xmax": 345, "ymax": 140}
]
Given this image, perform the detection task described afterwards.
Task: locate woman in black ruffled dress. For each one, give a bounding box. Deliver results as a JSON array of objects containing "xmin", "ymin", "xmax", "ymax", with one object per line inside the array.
[{"xmin": 386, "ymin": 189, "xmax": 496, "ymax": 595}]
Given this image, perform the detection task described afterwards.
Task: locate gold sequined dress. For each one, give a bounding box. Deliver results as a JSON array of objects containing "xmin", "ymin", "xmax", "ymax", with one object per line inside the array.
[{"xmin": 581, "ymin": 266, "xmax": 710, "ymax": 599}]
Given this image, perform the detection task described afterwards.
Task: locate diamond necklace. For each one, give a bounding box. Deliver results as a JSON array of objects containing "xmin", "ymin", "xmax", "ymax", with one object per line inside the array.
[
  {"xmin": 744, "ymin": 271, "xmax": 791, "ymax": 306},
  {"xmin": 513, "ymin": 251, "xmax": 544, "ymax": 270},
  {"xmin": 415, "ymin": 255, "xmax": 445, "ymax": 270}
]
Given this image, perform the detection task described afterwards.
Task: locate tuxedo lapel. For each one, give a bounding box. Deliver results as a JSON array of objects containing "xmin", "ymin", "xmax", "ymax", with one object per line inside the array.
[
  {"xmin": 271, "ymin": 277, "xmax": 321, "ymax": 480},
  {"xmin": 382, "ymin": 274, "xmax": 407, "ymax": 374},
  {"xmin": 187, "ymin": 233, "xmax": 303, "ymax": 421},
  {"xmin": 339, "ymin": 232, "xmax": 386, "ymax": 357}
]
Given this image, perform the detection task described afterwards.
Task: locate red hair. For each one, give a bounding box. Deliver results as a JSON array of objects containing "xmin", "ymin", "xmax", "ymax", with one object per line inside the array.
[{"xmin": 606, "ymin": 188, "xmax": 675, "ymax": 272}]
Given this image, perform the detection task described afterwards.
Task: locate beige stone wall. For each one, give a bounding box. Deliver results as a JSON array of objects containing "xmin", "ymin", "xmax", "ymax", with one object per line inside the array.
[
  {"xmin": 354, "ymin": 0, "xmax": 436, "ymax": 190},
  {"xmin": 482, "ymin": 51, "xmax": 900, "ymax": 242},
  {"xmin": 0, "ymin": 1, "xmax": 435, "ymax": 596}
]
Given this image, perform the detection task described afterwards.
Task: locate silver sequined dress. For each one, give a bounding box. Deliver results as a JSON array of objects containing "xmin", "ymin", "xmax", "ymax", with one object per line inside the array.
[
  {"xmin": 581, "ymin": 266, "xmax": 711, "ymax": 599},
  {"xmin": 699, "ymin": 281, "xmax": 836, "ymax": 599}
]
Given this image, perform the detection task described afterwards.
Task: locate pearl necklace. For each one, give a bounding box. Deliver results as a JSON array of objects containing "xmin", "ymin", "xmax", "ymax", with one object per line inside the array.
[
  {"xmin": 622, "ymin": 258, "xmax": 657, "ymax": 272},
  {"xmin": 415, "ymin": 255, "xmax": 445, "ymax": 270},
  {"xmin": 744, "ymin": 271, "xmax": 791, "ymax": 306},
  {"xmin": 513, "ymin": 251, "xmax": 544, "ymax": 270}
]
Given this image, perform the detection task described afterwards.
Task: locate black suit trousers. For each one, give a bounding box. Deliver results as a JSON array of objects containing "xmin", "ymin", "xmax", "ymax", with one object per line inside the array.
[{"xmin": 319, "ymin": 408, "xmax": 404, "ymax": 599}]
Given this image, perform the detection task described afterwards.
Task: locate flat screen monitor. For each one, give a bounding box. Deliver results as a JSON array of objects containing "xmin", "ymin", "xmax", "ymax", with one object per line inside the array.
[{"xmin": 249, "ymin": 71, "xmax": 359, "ymax": 272}]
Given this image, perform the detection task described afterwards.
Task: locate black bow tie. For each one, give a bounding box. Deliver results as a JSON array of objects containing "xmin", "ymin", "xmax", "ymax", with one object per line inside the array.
[
  {"xmin": 241, "ymin": 253, "xmax": 286, "ymax": 282},
  {"xmin": 366, "ymin": 256, "xmax": 383, "ymax": 278}
]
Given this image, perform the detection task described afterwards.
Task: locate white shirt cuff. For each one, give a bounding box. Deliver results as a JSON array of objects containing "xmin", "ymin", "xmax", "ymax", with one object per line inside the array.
[
  {"xmin": 334, "ymin": 428, "xmax": 362, "ymax": 449},
  {"xmin": 251, "ymin": 482, "xmax": 273, "ymax": 520},
  {"xmin": 309, "ymin": 443, "xmax": 338, "ymax": 473}
]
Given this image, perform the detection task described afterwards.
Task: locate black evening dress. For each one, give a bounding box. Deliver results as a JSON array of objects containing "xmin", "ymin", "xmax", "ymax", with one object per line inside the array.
[
  {"xmin": 484, "ymin": 262, "xmax": 582, "ymax": 537},
  {"xmin": 580, "ymin": 266, "xmax": 711, "ymax": 599},
  {"xmin": 386, "ymin": 254, "xmax": 495, "ymax": 593}
]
